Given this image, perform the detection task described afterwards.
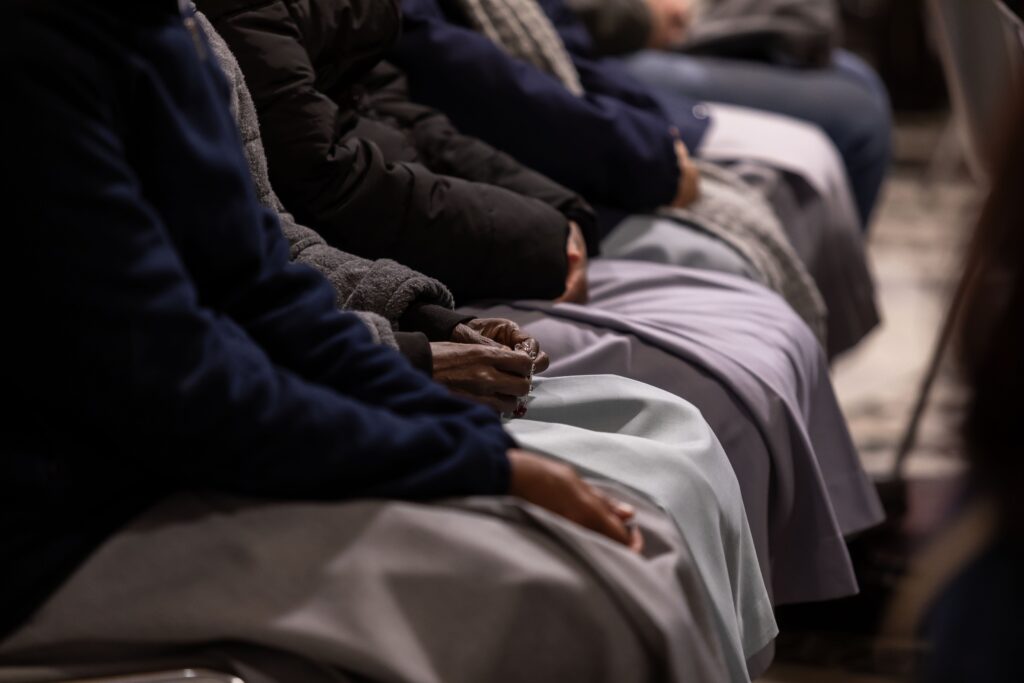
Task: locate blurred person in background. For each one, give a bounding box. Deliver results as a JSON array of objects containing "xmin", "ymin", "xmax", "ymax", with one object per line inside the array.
[
  {"xmin": 569, "ymin": 0, "xmax": 892, "ymax": 228},
  {"xmin": 885, "ymin": 86, "xmax": 1024, "ymax": 683}
]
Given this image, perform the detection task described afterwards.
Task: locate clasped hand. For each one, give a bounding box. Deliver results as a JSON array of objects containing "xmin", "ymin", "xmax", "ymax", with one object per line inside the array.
[{"xmin": 431, "ymin": 318, "xmax": 550, "ymax": 414}]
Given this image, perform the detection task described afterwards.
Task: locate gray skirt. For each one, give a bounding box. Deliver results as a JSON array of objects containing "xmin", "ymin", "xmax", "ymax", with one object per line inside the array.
[
  {"xmin": 700, "ymin": 102, "xmax": 881, "ymax": 356},
  {"xmin": 0, "ymin": 486, "xmax": 732, "ymax": 683},
  {"xmin": 604, "ymin": 103, "xmax": 880, "ymax": 357}
]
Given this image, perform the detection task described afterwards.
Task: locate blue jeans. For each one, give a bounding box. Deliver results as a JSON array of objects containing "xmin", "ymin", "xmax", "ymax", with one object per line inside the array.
[{"xmin": 620, "ymin": 50, "xmax": 892, "ymax": 228}]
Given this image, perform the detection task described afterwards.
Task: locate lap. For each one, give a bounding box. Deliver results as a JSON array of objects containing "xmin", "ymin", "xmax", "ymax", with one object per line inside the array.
[
  {"xmin": 622, "ymin": 49, "xmax": 891, "ymax": 224},
  {"xmin": 0, "ymin": 489, "xmax": 729, "ymax": 683},
  {"xmin": 693, "ymin": 107, "xmax": 878, "ymax": 353},
  {"xmin": 620, "ymin": 49, "xmax": 889, "ymax": 141},
  {"xmin": 507, "ymin": 375, "xmax": 777, "ymax": 664},
  {"xmin": 601, "ymin": 215, "xmax": 758, "ymax": 280},
  {"xmin": 698, "ymin": 102, "xmax": 851, "ymax": 209},
  {"xmin": 464, "ymin": 260, "xmax": 882, "ymax": 603}
]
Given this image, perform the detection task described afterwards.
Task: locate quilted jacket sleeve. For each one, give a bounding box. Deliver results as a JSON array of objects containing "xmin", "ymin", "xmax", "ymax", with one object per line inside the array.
[
  {"xmin": 364, "ymin": 63, "xmax": 601, "ymax": 253},
  {"xmin": 203, "ymin": 0, "xmax": 572, "ymax": 305}
]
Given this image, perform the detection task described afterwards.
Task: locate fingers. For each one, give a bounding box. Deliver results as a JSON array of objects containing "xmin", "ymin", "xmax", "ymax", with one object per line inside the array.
[
  {"xmin": 608, "ymin": 497, "xmax": 636, "ymax": 522},
  {"xmin": 580, "ymin": 495, "xmax": 633, "ymax": 548},
  {"xmin": 466, "ymin": 318, "xmax": 536, "ymax": 351},
  {"xmin": 441, "ymin": 342, "xmax": 534, "ymax": 378},
  {"xmin": 557, "ymin": 227, "xmax": 590, "ymax": 304},
  {"xmin": 449, "ymin": 323, "xmax": 475, "ymax": 345},
  {"xmin": 451, "ymin": 323, "xmax": 505, "ymax": 348},
  {"xmin": 502, "ymin": 326, "xmax": 549, "ymax": 373},
  {"xmin": 628, "ymin": 526, "xmax": 645, "ymax": 553},
  {"xmin": 432, "ymin": 344, "xmax": 533, "ymax": 400},
  {"xmin": 562, "ymin": 483, "xmax": 629, "ymax": 549},
  {"xmin": 556, "ymin": 267, "xmax": 589, "ymax": 304},
  {"xmin": 674, "ymin": 138, "xmax": 690, "ymax": 164},
  {"xmin": 609, "ymin": 498, "xmax": 644, "ymax": 552},
  {"xmin": 459, "ymin": 348, "xmax": 531, "ymax": 397},
  {"xmin": 470, "ymin": 330, "xmax": 507, "ymax": 349},
  {"xmin": 511, "ymin": 334, "xmax": 538, "ymax": 356},
  {"xmin": 448, "ymin": 324, "xmax": 549, "ymax": 381},
  {"xmin": 451, "ymin": 352, "xmax": 531, "ymax": 396},
  {"xmin": 567, "ymin": 223, "xmax": 588, "ymax": 257},
  {"xmin": 589, "ymin": 489, "xmax": 644, "ymax": 554},
  {"xmin": 532, "ymin": 350, "xmax": 551, "ymax": 373},
  {"xmin": 512, "ymin": 336, "xmax": 550, "ymax": 373},
  {"xmin": 506, "ymin": 451, "xmax": 642, "ymax": 554},
  {"xmin": 672, "ymin": 153, "xmax": 701, "ymax": 208},
  {"xmin": 487, "ymin": 347, "xmax": 535, "ymax": 378}
]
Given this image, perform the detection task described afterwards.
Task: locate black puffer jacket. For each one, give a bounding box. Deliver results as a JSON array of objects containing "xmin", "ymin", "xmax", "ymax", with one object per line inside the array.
[{"xmin": 198, "ymin": 0, "xmax": 598, "ymax": 304}]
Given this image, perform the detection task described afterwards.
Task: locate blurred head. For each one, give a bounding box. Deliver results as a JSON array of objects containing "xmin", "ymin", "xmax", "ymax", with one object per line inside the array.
[{"xmin": 954, "ymin": 86, "xmax": 1024, "ymax": 538}]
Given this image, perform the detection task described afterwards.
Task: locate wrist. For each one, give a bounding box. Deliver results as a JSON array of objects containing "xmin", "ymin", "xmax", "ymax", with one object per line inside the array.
[{"xmin": 400, "ymin": 303, "xmax": 475, "ymax": 341}]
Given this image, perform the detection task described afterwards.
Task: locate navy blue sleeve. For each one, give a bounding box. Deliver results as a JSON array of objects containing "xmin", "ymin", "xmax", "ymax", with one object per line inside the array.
[
  {"xmin": 541, "ymin": 0, "xmax": 711, "ymax": 149},
  {"xmin": 7, "ymin": 18, "xmax": 512, "ymax": 502},
  {"xmin": 392, "ymin": 0, "xmax": 681, "ymax": 212}
]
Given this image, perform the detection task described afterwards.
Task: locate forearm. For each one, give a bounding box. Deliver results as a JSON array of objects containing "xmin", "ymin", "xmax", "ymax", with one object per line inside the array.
[
  {"xmin": 289, "ymin": 149, "xmax": 571, "ymax": 303},
  {"xmin": 364, "ymin": 70, "xmax": 600, "ymax": 247},
  {"xmin": 9, "ymin": 29, "xmax": 514, "ymax": 503},
  {"xmin": 284, "ymin": 218, "xmax": 458, "ymax": 322},
  {"xmin": 393, "ymin": 3, "xmax": 680, "ymax": 210},
  {"xmin": 29, "ymin": 219, "xmax": 513, "ymax": 500}
]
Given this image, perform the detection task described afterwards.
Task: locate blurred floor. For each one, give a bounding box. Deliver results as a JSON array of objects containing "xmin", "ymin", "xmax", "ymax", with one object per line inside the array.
[
  {"xmin": 832, "ymin": 114, "xmax": 982, "ymax": 482},
  {"xmin": 757, "ymin": 114, "xmax": 981, "ymax": 683},
  {"xmin": 760, "ymin": 663, "xmax": 907, "ymax": 683}
]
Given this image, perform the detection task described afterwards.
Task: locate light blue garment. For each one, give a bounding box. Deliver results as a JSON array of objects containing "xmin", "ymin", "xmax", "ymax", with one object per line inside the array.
[{"xmin": 506, "ymin": 374, "xmax": 777, "ymax": 679}]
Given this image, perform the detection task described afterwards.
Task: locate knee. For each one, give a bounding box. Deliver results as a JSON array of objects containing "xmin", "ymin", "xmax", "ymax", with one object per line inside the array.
[
  {"xmin": 762, "ymin": 292, "xmax": 829, "ymax": 375},
  {"xmin": 834, "ymin": 50, "xmax": 891, "ymax": 113},
  {"xmin": 493, "ymin": 562, "xmax": 653, "ymax": 681},
  {"xmin": 847, "ymin": 98, "xmax": 892, "ymax": 174},
  {"xmin": 833, "ymin": 51, "xmax": 893, "ymax": 165}
]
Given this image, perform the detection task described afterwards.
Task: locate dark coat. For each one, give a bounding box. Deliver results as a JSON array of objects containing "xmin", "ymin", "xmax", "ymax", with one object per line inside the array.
[
  {"xmin": 391, "ymin": 0, "xmax": 710, "ymax": 214},
  {"xmin": 198, "ymin": 0, "xmax": 599, "ymax": 304},
  {"xmin": 2, "ymin": 0, "xmax": 513, "ymax": 640}
]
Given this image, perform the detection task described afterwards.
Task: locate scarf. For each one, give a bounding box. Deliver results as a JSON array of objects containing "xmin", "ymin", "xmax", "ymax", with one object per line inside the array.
[{"xmin": 453, "ymin": 0, "xmax": 585, "ymax": 95}]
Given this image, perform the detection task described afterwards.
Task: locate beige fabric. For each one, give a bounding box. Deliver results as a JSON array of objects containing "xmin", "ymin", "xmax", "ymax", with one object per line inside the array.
[{"xmin": 453, "ymin": 0, "xmax": 585, "ymax": 95}]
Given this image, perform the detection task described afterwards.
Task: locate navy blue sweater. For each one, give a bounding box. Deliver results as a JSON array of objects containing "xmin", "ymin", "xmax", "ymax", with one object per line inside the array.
[
  {"xmin": 0, "ymin": 0, "xmax": 513, "ymax": 640},
  {"xmin": 392, "ymin": 0, "xmax": 711, "ymax": 215}
]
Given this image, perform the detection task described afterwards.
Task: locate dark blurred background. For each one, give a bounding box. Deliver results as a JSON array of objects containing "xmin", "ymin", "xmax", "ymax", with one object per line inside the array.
[{"xmin": 841, "ymin": 0, "xmax": 948, "ymax": 112}]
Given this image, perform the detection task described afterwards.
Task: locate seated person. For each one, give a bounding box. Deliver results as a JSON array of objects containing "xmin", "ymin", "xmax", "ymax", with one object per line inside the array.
[
  {"xmin": 199, "ymin": 0, "xmax": 884, "ymax": 614},
  {"xmin": 212, "ymin": 20, "xmax": 777, "ymax": 674},
  {"xmin": 0, "ymin": 2, "xmax": 740, "ymax": 681},
  {"xmin": 390, "ymin": 0, "xmax": 879, "ymax": 355},
  {"xmin": 567, "ymin": 0, "xmax": 892, "ymax": 227}
]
